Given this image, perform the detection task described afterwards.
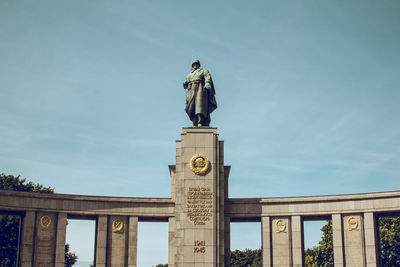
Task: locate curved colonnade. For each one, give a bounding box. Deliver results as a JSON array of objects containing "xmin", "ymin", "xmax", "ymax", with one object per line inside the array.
[{"xmin": 1, "ymin": 189, "xmax": 399, "ymax": 266}]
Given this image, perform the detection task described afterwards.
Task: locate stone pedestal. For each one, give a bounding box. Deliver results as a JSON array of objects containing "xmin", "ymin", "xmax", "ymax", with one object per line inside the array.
[{"xmin": 170, "ymin": 127, "xmax": 228, "ymax": 266}]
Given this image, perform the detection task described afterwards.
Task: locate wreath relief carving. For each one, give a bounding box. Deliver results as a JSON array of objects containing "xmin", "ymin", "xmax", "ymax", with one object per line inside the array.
[
  {"xmin": 112, "ymin": 218, "xmax": 124, "ymax": 233},
  {"xmin": 275, "ymin": 219, "xmax": 287, "ymax": 233},
  {"xmin": 347, "ymin": 216, "xmax": 359, "ymax": 231},
  {"xmin": 40, "ymin": 215, "xmax": 52, "ymax": 229},
  {"xmin": 190, "ymin": 154, "xmax": 210, "ymax": 175}
]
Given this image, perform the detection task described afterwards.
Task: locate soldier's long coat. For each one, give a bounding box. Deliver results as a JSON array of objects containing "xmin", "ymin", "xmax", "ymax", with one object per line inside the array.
[{"xmin": 183, "ymin": 68, "xmax": 217, "ymax": 126}]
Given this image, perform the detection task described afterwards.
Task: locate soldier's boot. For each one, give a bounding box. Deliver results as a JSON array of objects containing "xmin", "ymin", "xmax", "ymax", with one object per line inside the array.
[{"xmin": 197, "ymin": 114, "xmax": 205, "ymax": 127}]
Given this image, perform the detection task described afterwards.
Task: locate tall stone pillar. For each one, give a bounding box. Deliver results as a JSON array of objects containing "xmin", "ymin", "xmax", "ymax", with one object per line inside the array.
[
  {"xmin": 33, "ymin": 212, "xmax": 57, "ymax": 266},
  {"xmin": 95, "ymin": 215, "xmax": 108, "ymax": 267},
  {"xmin": 271, "ymin": 217, "xmax": 291, "ymax": 267},
  {"xmin": 332, "ymin": 214, "xmax": 344, "ymax": 267},
  {"xmin": 261, "ymin": 216, "xmax": 272, "ymax": 267},
  {"xmin": 343, "ymin": 215, "xmax": 365, "ymax": 267},
  {"xmin": 169, "ymin": 217, "xmax": 176, "ymax": 266},
  {"xmin": 55, "ymin": 213, "xmax": 67, "ymax": 267},
  {"xmin": 128, "ymin": 216, "xmax": 138, "ymax": 267},
  {"xmin": 20, "ymin": 211, "xmax": 35, "ymax": 267},
  {"xmin": 107, "ymin": 215, "xmax": 129, "ymax": 266},
  {"xmin": 173, "ymin": 127, "xmax": 227, "ymax": 266},
  {"xmin": 224, "ymin": 217, "xmax": 231, "ymax": 266},
  {"xmin": 363, "ymin": 212, "xmax": 378, "ymax": 266},
  {"xmin": 291, "ymin": 216, "xmax": 302, "ymax": 267}
]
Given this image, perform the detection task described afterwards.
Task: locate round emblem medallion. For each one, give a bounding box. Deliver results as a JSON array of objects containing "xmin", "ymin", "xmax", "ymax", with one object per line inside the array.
[
  {"xmin": 40, "ymin": 215, "xmax": 52, "ymax": 229},
  {"xmin": 190, "ymin": 154, "xmax": 210, "ymax": 175},
  {"xmin": 275, "ymin": 219, "xmax": 287, "ymax": 233},
  {"xmin": 347, "ymin": 216, "xmax": 359, "ymax": 231},
  {"xmin": 112, "ymin": 219, "xmax": 124, "ymax": 233}
]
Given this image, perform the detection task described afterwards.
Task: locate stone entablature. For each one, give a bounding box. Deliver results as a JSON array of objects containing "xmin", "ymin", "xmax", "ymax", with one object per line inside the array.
[
  {"xmin": 2, "ymin": 190, "xmax": 400, "ymax": 219},
  {"xmin": 226, "ymin": 190, "xmax": 400, "ymax": 218},
  {"xmin": 0, "ymin": 190, "xmax": 174, "ymax": 218}
]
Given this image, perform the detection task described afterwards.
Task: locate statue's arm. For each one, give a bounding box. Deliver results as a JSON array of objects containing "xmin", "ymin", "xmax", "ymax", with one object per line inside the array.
[
  {"xmin": 203, "ymin": 69, "xmax": 213, "ymax": 90},
  {"xmin": 183, "ymin": 78, "xmax": 189, "ymax": 89}
]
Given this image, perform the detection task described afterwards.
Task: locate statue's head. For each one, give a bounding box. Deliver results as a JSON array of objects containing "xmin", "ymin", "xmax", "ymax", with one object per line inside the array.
[{"xmin": 191, "ymin": 59, "xmax": 201, "ymax": 69}]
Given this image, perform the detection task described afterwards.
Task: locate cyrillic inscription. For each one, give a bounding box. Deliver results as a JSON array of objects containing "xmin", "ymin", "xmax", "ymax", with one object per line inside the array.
[{"xmin": 186, "ymin": 187, "xmax": 213, "ymax": 225}]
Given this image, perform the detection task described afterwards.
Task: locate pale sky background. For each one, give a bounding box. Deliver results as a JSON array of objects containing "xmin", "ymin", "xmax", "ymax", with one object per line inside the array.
[{"xmin": 1, "ymin": 0, "xmax": 400, "ymax": 266}]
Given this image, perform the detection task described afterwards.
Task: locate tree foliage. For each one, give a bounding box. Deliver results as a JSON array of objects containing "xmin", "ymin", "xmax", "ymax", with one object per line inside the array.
[
  {"xmin": 230, "ymin": 248, "xmax": 262, "ymax": 267},
  {"xmin": 0, "ymin": 215, "xmax": 20, "ymax": 267},
  {"xmin": 64, "ymin": 243, "xmax": 78, "ymax": 267},
  {"xmin": 155, "ymin": 248, "xmax": 262, "ymax": 267},
  {"xmin": 0, "ymin": 173, "xmax": 54, "ymax": 193},
  {"xmin": 304, "ymin": 220, "xmax": 333, "ymax": 267},
  {"xmin": 378, "ymin": 216, "xmax": 400, "ymax": 266}
]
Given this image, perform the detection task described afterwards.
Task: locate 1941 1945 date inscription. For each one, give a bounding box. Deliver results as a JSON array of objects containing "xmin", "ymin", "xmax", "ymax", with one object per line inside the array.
[{"xmin": 194, "ymin": 240, "xmax": 206, "ymax": 253}]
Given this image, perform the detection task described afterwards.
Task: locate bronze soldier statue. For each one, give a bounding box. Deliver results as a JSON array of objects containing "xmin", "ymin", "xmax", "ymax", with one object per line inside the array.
[{"xmin": 183, "ymin": 59, "xmax": 217, "ymax": 127}]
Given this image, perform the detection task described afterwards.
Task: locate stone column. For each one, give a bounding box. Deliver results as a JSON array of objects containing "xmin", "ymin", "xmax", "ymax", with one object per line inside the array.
[
  {"xmin": 224, "ymin": 217, "xmax": 230, "ymax": 267},
  {"xmin": 127, "ymin": 216, "xmax": 138, "ymax": 267},
  {"xmin": 291, "ymin": 216, "xmax": 302, "ymax": 267},
  {"xmin": 332, "ymin": 214, "xmax": 344, "ymax": 267},
  {"xmin": 20, "ymin": 211, "xmax": 36, "ymax": 267},
  {"xmin": 217, "ymin": 140, "xmax": 227, "ymax": 265},
  {"xmin": 168, "ymin": 217, "xmax": 176, "ymax": 266},
  {"xmin": 95, "ymin": 215, "xmax": 108, "ymax": 267},
  {"xmin": 343, "ymin": 215, "xmax": 365, "ymax": 267},
  {"xmin": 33, "ymin": 212, "xmax": 57, "ymax": 266},
  {"xmin": 271, "ymin": 217, "xmax": 291, "ymax": 267},
  {"xmin": 107, "ymin": 215, "xmax": 129, "ymax": 266},
  {"xmin": 55, "ymin": 213, "xmax": 67, "ymax": 267},
  {"xmin": 170, "ymin": 165, "xmax": 177, "ymax": 201},
  {"xmin": 173, "ymin": 127, "xmax": 226, "ymax": 266},
  {"xmin": 261, "ymin": 216, "xmax": 271, "ymax": 267},
  {"xmin": 363, "ymin": 212, "xmax": 377, "ymax": 266}
]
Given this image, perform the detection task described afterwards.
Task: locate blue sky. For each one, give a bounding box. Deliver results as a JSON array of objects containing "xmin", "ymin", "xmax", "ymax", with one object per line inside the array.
[{"xmin": 1, "ymin": 0, "xmax": 400, "ymax": 265}]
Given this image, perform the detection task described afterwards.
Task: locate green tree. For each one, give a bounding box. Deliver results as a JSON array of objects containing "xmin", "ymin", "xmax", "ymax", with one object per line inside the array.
[
  {"xmin": 64, "ymin": 243, "xmax": 78, "ymax": 267},
  {"xmin": 378, "ymin": 216, "xmax": 400, "ymax": 266},
  {"xmin": 0, "ymin": 174, "xmax": 77, "ymax": 267},
  {"xmin": 155, "ymin": 248, "xmax": 262, "ymax": 267},
  {"xmin": 230, "ymin": 248, "xmax": 262, "ymax": 267},
  {"xmin": 0, "ymin": 173, "xmax": 54, "ymax": 193},
  {"xmin": 304, "ymin": 220, "xmax": 333, "ymax": 267},
  {"xmin": 0, "ymin": 215, "xmax": 20, "ymax": 266}
]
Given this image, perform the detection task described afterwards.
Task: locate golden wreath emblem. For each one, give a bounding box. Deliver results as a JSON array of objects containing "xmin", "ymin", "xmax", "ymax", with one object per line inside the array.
[
  {"xmin": 40, "ymin": 215, "xmax": 52, "ymax": 229},
  {"xmin": 112, "ymin": 218, "xmax": 124, "ymax": 233},
  {"xmin": 347, "ymin": 216, "xmax": 359, "ymax": 231},
  {"xmin": 190, "ymin": 154, "xmax": 210, "ymax": 175},
  {"xmin": 275, "ymin": 219, "xmax": 287, "ymax": 233}
]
